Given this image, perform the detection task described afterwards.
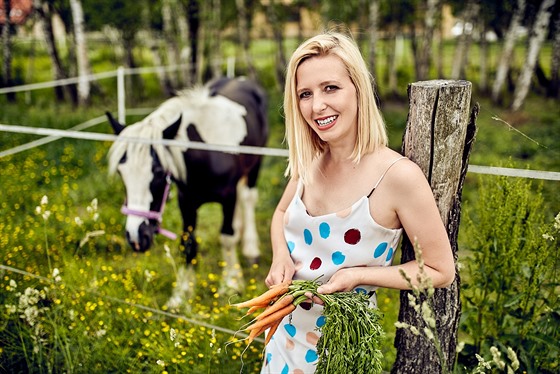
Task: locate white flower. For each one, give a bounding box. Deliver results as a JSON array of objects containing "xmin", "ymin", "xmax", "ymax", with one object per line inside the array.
[
  {"xmin": 144, "ymin": 270, "xmax": 153, "ymax": 282},
  {"xmin": 42, "ymin": 210, "xmax": 51, "ymax": 221},
  {"xmin": 75, "ymin": 217, "xmax": 84, "ymax": 226},
  {"xmin": 169, "ymin": 327, "xmax": 177, "ymax": 341},
  {"xmin": 52, "ymin": 268, "xmax": 62, "ymax": 282},
  {"xmin": 506, "ymin": 347, "xmax": 520, "ymax": 371},
  {"xmin": 9, "ymin": 279, "xmax": 17, "ymax": 289},
  {"xmin": 6, "ymin": 304, "xmax": 17, "ymax": 314},
  {"xmin": 41, "ymin": 195, "xmax": 48, "ymax": 206},
  {"xmin": 156, "ymin": 360, "xmax": 165, "ymax": 367}
]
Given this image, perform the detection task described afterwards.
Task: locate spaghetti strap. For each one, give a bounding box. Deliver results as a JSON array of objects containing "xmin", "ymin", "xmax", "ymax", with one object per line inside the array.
[{"xmin": 367, "ymin": 157, "xmax": 407, "ymax": 198}]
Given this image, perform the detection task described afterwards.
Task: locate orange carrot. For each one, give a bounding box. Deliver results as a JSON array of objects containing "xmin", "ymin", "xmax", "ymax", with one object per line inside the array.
[
  {"xmin": 233, "ymin": 281, "xmax": 290, "ymax": 308},
  {"xmin": 246, "ymin": 303, "xmax": 296, "ymax": 332},
  {"xmin": 247, "ymin": 323, "xmax": 268, "ymax": 345},
  {"xmin": 256, "ymin": 294, "xmax": 294, "ymax": 322},
  {"xmin": 264, "ymin": 317, "xmax": 282, "ymax": 346}
]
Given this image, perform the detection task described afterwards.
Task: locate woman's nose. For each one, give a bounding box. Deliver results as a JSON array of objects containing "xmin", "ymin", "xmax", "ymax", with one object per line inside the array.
[{"xmin": 312, "ymin": 96, "xmax": 327, "ymax": 113}]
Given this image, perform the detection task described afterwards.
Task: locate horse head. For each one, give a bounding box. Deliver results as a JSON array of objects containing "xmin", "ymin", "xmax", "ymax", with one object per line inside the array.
[{"xmin": 107, "ymin": 112, "xmax": 182, "ymax": 252}]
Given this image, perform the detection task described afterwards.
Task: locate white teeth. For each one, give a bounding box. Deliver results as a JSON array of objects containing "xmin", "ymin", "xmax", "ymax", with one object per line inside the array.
[{"xmin": 316, "ymin": 116, "xmax": 337, "ymax": 126}]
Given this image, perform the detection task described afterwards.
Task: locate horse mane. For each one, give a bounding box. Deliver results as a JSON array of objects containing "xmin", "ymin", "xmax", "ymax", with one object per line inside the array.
[{"xmin": 108, "ymin": 86, "xmax": 212, "ymax": 182}]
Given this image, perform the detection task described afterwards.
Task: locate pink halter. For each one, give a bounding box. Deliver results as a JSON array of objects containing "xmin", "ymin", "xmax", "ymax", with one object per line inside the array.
[{"xmin": 120, "ymin": 173, "xmax": 177, "ymax": 240}]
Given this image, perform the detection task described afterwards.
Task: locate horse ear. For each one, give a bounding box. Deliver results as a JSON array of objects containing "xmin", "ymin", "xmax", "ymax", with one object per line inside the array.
[
  {"xmin": 163, "ymin": 115, "xmax": 182, "ymax": 140},
  {"xmin": 106, "ymin": 111, "xmax": 125, "ymax": 135}
]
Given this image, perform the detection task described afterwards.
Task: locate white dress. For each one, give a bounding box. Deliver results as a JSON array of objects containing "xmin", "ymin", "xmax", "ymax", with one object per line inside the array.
[{"xmin": 261, "ymin": 158, "xmax": 405, "ymax": 374}]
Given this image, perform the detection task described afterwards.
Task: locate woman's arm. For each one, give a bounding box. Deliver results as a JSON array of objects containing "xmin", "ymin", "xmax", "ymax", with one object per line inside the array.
[{"xmin": 265, "ymin": 178, "xmax": 299, "ymax": 287}]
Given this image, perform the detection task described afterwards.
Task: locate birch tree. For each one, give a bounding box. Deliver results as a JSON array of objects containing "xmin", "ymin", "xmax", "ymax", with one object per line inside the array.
[
  {"xmin": 368, "ymin": 0, "xmax": 380, "ymax": 81},
  {"xmin": 450, "ymin": 0, "xmax": 479, "ymax": 80},
  {"xmin": 235, "ymin": 0, "xmax": 256, "ymax": 80},
  {"xmin": 549, "ymin": 9, "xmax": 560, "ymax": 97},
  {"xmin": 32, "ymin": 0, "xmax": 77, "ymax": 104},
  {"xmin": 511, "ymin": 0, "xmax": 556, "ymax": 111},
  {"xmin": 411, "ymin": 0, "xmax": 439, "ymax": 81},
  {"xmin": 265, "ymin": 0, "xmax": 287, "ymax": 90},
  {"xmin": 69, "ymin": 0, "xmax": 90, "ymax": 105},
  {"xmin": 491, "ymin": 0, "xmax": 526, "ymax": 103},
  {"xmin": 1, "ymin": 0, "xmax": 15, "ymax": 101}
]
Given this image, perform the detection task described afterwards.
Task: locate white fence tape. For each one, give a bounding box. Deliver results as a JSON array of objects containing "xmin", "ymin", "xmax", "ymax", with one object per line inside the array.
[{"xmin": 1, "ymin": 123, "xmax": 559, "ymax": 181}]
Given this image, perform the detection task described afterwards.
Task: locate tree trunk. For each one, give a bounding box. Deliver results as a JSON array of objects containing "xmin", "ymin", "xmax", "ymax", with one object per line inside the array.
[
  {"xmin": 184, "ymin": 0, "xmax": 200, "ymax": 86},
  {"xmin": 392, "ymin": 80, "xmax": 478, "ymax": 374},
  {"xmin": 33, "ymin": 0, "xmax": 77, "ymax": 104},
  {"xmin": 1, "ymin": 0, "xmax": 15, "ymax": 101},
  {"xmin": 235, "ymin": 0, "xmax": 256, "ymax": 80},
  {"xmin": 451, "ymin": 0, "xmax": 479, "ymax": 80},
  {"xmin": 412, "ymin": 0, "xmax": 439, "ymax": 81},
  {"xmin": 387, "ymin": 30, "xmax": 400, "ymax": 97},
  {"xmin": 266, "ymin": 0, "xmax": 286, "ymax": 90},
  {"xmin": 511, "ymin": 0, "xmax": 555, "ymax": 111},
  {"xmin": 549, "ymin": 10, "xmax": 560, "ymax": 98},
  {"xmin": 368, "ymin": 0, "xmax": 379, "ymax": 81},
  {"xmin": 491, "ymin": 0, "xmax": 526, "ymax": 103},
  {"xmin": 208, "ymin": 0, "xmax": 222, "ymax": 79},
  {"xmin": 479, "ymin": 22, "xmax": 488, "ymax": 93},
  {"xmin": 69, "ymin": 0, "xmax": 91, "ymax": 105}
]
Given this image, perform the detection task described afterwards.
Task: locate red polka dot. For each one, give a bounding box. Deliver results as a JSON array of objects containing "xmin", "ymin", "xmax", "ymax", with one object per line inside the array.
[
  {"xmin": 310, "ymin": 257, "xmax": 322, "ymax": 270},
  {"xmin": 344, "ymin": 228, "xmax": 361, "ymax": 245}
]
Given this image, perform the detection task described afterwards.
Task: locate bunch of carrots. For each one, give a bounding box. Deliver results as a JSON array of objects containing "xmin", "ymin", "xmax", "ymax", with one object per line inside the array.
[
  {"xmin": 231, "ymin": 279, "xmax": 310, "ymax": 346},
  {"xmin": 232, "ymin": 279, "xmax": 385, "ymax": 373}
]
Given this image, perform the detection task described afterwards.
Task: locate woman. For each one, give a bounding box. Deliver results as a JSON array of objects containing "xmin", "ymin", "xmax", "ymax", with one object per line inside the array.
[{"xmin": 262, "ymin": 31, "xmax": 455, "ymax": 373}]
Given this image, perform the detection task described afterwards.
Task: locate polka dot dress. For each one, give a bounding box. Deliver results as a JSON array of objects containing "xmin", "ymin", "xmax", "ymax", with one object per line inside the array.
[{"xmin": 261, "ymin": 162, "xmax": 404, "ymax": 373}]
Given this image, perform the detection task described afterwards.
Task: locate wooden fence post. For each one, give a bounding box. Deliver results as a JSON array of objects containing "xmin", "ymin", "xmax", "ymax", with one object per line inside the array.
[{"xmin": 392, "ymin": 80, "xmax": 479, "ymax": 373}]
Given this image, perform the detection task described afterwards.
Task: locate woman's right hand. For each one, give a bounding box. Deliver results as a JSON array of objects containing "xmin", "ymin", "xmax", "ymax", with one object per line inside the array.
[{"xmin": 265, "ymin": 255, "xmax": 295, "ymax": 287}]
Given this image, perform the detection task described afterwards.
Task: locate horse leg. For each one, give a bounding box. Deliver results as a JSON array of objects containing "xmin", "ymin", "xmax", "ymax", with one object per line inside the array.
[
  {"xmin": 165, "ymin": 263, "xmax": 195, "ymax": 311},
  {"xmin": 166, "ymin": 193, "xmax": 198, "ymax": 310},
  {"xmin": 178, "ymin": 193, "xmax": 199, "ymax": 264},
  {"xmin": 219, "ymin": 195, "xmax": 244, "ymax": 293},
  {"xmin": 237, "ymin": 179, "xmax": 260, "ymax": 264},
  {"xmin": 239, "ymin": 161, "xmax": 262, "ymax": 263}
]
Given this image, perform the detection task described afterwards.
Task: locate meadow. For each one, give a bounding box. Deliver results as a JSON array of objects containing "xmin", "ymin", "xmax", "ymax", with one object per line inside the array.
[{"xmin": 1, "ymin": 37, "xmax": 559, "ymax": 373}]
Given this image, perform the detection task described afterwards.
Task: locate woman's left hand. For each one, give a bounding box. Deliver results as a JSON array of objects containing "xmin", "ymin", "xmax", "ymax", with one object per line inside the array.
[{"xmin": 317, "ymin": 267, "xmax": 362, "ymax": 295}]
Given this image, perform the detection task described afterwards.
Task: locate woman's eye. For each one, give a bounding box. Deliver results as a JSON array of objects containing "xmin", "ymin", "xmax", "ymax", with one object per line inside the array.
[
  {"xmin": 325, "ymin": 85, "xmax": 339, "ymax": 92},
  {"xmin": 299, "ymin": 91, "xmax": 310, "ymax": 99}
]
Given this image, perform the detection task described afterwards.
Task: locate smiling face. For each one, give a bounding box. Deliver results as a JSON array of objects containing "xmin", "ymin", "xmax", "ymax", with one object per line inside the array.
[{"xmin": 296, "ymin": 54, "xmax": 358, "ymax": 147}]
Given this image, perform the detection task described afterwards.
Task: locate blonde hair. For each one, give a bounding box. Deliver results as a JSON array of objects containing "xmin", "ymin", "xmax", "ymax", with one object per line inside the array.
[{"xmin": 283, "ymin": 31, "xmax": 388, "ymax": 182}]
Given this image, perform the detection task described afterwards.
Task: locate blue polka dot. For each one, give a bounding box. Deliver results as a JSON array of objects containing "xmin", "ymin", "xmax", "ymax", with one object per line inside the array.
[
  {"xmin": 304, "ymin": 229, "xmax": 313, "ymax": 245},
  {"xmin": 319, "ymin": 222, "xmax": 330, "ymax": 239},
  {"xmin": 316, "ymin": 315, "xmax": 326, "ymax": 327},
  {"xmin": 287, "ymin": 241, "xmax": 295, "ymax": 253},
  {"xmin": 266, "ymin": 353, "xmax": 272, "ymax": 364},
  {"xmin": 374, "ymin": 242, "xmax": 388, "ymax": 258},
  {"xmin": 355, "ymin": 287, "xmax": 367, "ymax": 295},
  {"xmin": 281, "ymin": 364, "xmax": 289, "ymax": 374},
  {"xmin": 332, "ymin": 251, "xmax": 346, "ymax": 265},
  {"xmin": 305, "ymin": 349, "xmax": 318, "ymax": 363},
  {"xmin": 386, "ymin": 247, "xmax": 394, "ymax": 262},
  {"xmin": 284, "ymin": 324, "xmax": 296, "ymax": 337}
]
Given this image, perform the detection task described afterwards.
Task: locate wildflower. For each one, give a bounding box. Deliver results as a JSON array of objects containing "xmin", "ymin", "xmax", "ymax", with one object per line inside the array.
[
  {"xmin": 543, "ymin": 233, "xmax": 555, "ymax": 241},
  {"xmin": 506, "ymin": 347, "xmax": 520, "ymax": 371},
  {"xmin": 75, "ymin": 217, "xmax": 84, "ymax": 226},
  {"xmin": 9, "ymin": 279, "xmax": 17, "ymax": 290},
  {"xmin": 41, "ymin": 195, "xmax": 48, "ymax": 206},
  {"xmin": 490, "ymin": 346, "xmax": 506, "ymax": 370},
  {"xmin": 157, "ymin": 360, "xmax": 165, "ymax": 367},
  {"xmin": 421, "ymin": 301, "xmax": 436, "ymax": 329},
  {"xmin": 423, "ymin": 327, "xmax": 435, "ymax": 341},
  {"xmin": 52, "ymin": 268, "xmax": 62, "ymax": 282},
  {"xmin": 144, "ymin": 270, "xmax": 153, "ymax": 283},
  {"xmin": 6, "ymin": 304, "xmax": 16, "ymax": 314}
]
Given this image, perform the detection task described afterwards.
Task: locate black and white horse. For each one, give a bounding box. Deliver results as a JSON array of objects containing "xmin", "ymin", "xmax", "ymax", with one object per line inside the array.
[{"xmin": 107, "ymin": 77, "xmax": 268, "ymax": 308}]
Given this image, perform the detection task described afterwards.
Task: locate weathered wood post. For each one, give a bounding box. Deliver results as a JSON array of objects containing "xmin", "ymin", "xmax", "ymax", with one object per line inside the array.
[{"xmin": 392, "ymin": 80, "xmax": 478, "ymax": 373}]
